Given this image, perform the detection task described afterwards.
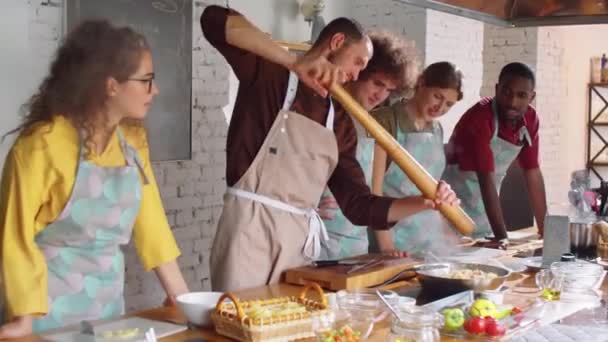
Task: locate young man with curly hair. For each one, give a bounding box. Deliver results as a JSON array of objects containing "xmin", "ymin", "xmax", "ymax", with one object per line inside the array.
[{"xmin": 318, "ymin": 30, "xmax": 421, "ymax": 259}]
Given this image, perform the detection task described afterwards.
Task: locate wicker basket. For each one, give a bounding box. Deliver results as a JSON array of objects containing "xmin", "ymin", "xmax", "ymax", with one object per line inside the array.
[{"xmin": 211, "ymin": 283, "xmax": 329, "ymax": 342}]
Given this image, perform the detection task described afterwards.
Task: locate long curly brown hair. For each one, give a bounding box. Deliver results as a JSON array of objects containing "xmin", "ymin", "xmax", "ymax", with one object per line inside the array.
[
  {"xmin": 5, "ymin": 19, "xmax": 149, "ymax": 153},
  {"xmin": 360, "ymin": 30, "xmax": 421, "ymax": 99}
]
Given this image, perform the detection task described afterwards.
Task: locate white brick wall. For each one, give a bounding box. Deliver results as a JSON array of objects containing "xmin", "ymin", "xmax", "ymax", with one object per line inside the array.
[
  {"xmin": 25, "ymin": 0, "xmax": 227, "ymax": 311},
  {"xmin": 425, "ymin": 10, "xmax": 484, "ymax": 141},
  {"xmin": 481, "ymin": 25, "xmax": 537, "ymax": 97},
  {"xmin": 535, "ymin": 27, "xmax": 567, "ymax": 206}
]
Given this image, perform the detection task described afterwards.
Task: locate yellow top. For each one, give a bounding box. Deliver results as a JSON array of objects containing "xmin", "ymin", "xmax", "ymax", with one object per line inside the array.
[{"xmin": 0, "ymin": 115, "xmax": 180, "ymax": 318}]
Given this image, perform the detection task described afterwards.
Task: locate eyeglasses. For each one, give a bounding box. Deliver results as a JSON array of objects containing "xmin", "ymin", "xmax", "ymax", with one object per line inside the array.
[{"xmin": 127, "ymin": 75, "xmax": 155, "ymax": 93}]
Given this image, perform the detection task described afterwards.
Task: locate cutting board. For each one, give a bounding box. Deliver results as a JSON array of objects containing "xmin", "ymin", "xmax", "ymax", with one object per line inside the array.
[
  {"xmin": 41, "ymin": 317, "xmax": 187, "ymax": 342},
  {"xmin": 284, "ymin": 254, "xmax": 421, "ymax": 290}
]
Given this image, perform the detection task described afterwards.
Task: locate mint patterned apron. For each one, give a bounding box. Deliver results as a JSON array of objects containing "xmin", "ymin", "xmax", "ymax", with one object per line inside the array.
[
  {"xmin": 442, "ymin": 100, "xmax": 532, "ymax": 239},
  {"xmin": 372, "ymin": 115, "xmax": 447, "ymax": 256},
  {"xmin": 27, "ymin": 129, "xmax": 147, "ymax": 333},
  {"xmin": 320, "ymin": 130, "xmax": 374, "ymax": 259}
]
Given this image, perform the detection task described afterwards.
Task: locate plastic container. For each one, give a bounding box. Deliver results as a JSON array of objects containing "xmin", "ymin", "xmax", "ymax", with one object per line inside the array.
[{"xmin": 385, "ymin": 307, "xmax": 443, "ymax": 342}]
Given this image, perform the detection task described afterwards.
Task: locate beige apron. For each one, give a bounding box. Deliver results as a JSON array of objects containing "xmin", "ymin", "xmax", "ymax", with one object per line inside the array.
[{"xmin": 210, "ymin": 72, "xmax": 339, "ymax": 292}]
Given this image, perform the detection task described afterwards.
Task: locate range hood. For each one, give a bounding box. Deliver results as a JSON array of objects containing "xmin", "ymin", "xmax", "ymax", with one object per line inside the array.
[{"xmin": 395, "ymin": 0, "xmax": 608, "ymax": 27}]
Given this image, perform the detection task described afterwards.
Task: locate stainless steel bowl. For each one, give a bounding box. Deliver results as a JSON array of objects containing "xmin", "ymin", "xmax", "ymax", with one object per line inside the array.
[
  {"xmin": 570, "ymin": 221, "xmax": 599, "ymax": 249},
  {"xmin": 416, "ymin": 262, "xmax": 511, "ymax": 293}
]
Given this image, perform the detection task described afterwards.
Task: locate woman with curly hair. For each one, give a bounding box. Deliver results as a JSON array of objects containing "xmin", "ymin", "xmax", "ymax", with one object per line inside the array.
[
  {"xmin": 0, "ymin": 20, "xmax": 188, "ymax": 337},
  {"xmin": 370, "ymin": 61, "xmax": 464, "ymax": 257},
  {"xmin": 319, "ymin": 30, "xmax": 420, "ymax": 259}
]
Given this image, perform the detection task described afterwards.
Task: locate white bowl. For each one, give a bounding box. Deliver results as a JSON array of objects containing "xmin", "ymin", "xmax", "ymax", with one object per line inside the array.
[{"xmin": 176, "ymin": 291, "xmax": 224, "ymax": 326}]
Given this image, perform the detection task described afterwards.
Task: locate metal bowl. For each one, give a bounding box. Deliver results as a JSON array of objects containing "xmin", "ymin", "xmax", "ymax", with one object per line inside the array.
[{"xmin": 416, "ymin": 262, "xmax": 511, "ymax": 293}]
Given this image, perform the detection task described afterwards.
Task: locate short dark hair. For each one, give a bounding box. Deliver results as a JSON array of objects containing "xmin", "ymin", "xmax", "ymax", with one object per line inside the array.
[
  {"xmin": 312, "ymin": 17, "xmax": 365, "ymax": 48},
  {"xmin": 421, "ymin": 62, "xmax": 464, "ymax": 100},
  {"xmin": 359, "ymin": 30, "xmax": 420, "ymax": 97},
  {"xmin": 498, "ymin": 62, "xmax": 535, "ymax": 87}
]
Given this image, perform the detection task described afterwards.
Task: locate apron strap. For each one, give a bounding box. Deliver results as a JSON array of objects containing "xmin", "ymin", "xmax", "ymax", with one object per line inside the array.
[
  {"xmin": 116, "ymin": 128, "xmax": 150, "ymax": 185},
  {"xmin": 326, "ymin": 99, "xmax": 335, "ymax": 130},
  {"xmin": 520, "ymin": 127, "xmax": 533, "ymax": 147},
  {"xmin": 283, "ymin": 72, "xmax": 335, "ymax": 131},
  {"xmin": 282, "ymin": 72, "xmax": 299, "ymax": 111},
  {"xmin": 491, "ymin": 99, "xmax": 501, "ymax": 141},
  {"xmin": 226, "ymin": 187, "xmax": 328, "ymax": 260},
  {"xmin": 491, "ymin": 99, "xmax": 533, "ymax": 146}
]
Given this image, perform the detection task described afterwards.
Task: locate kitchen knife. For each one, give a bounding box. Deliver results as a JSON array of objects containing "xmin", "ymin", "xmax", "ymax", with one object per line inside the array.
[{"xmin": 313, "ymin": 259, "xmax": 364, "ymax": 267}]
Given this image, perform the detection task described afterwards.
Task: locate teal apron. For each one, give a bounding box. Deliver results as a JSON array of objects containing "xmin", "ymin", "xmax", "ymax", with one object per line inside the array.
[
  {"xmin": 6, "ymin": 129, "xmax": 148, "ymax": 333},
  {"xmin": 442, "ymin": 100, "xmax": 532, "ymax": 238},
  {"xmin": 320, "ymin": 124, "xmax": 374, "ymax": 259},
  {"xmin": 373, "ymin": 115, "xmax": 447, "ymax": 256}
]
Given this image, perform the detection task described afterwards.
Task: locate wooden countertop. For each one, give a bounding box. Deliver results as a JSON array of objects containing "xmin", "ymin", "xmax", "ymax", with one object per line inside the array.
[
  {"xmin": 18, "ymin": 228, "xmax": 607, "ymax": 341},
  {"xmin": 25, "ymin": 272, "xmax": 606, "ymax": 342}
]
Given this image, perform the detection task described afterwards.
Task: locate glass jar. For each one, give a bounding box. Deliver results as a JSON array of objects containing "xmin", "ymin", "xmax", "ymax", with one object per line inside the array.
[{"xmin": 385, "ymin": 307, "xmax": 443, "ymax": 342}]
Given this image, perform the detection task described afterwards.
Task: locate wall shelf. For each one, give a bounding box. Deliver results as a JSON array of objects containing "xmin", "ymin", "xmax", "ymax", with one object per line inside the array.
[{"xmin": 587, "ymin": 83, "xmax": 608, "ymax": 181}]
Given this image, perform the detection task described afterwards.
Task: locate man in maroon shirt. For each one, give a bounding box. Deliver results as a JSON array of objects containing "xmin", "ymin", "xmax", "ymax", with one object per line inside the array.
[
  {"xmin": 444, "ymin": 62, "xmax": 547, "ymax": 244},
  {"xmin": 201, "ymin": 5, "xmax": 458, "ymax": 291}
]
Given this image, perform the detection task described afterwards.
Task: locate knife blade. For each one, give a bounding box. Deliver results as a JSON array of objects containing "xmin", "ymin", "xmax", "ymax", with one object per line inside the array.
[
  {"xmin": 346, "ymin": 258, "xmax": 384, "ymax": 274},
  {"xmin": 314, "ymin": 259, "xmax": 367, "ymax": 267}
]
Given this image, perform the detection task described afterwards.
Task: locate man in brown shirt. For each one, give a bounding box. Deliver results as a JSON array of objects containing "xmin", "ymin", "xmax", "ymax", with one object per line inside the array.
[{"xmin": 202, "ymin": 5, "xmax": 458, "ymax": 291}]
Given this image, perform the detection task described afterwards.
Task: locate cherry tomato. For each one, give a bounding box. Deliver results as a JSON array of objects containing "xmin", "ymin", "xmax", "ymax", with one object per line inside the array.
[{"xmin": 485, "ymin": 319, "xmax": 507, "ymax": 337}]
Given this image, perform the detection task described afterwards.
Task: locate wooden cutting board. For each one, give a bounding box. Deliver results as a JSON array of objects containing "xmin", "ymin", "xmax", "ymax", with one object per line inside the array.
[{"xmin": 284, "ymin": 254, "xmax": 421, "ymax": 290}]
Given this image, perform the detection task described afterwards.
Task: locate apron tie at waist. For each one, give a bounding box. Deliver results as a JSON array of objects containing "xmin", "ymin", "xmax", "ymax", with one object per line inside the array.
[
  {"xmin": 226, "ymin": 187, "xmax": 328, "ymax": 260},
  {"xmin": 303, "ymin": 208, "xmax": 329, "ymax": 260}
]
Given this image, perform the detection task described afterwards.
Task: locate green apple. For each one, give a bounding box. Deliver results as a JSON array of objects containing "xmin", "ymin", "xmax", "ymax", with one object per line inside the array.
[
  {"xmin": 441, "ymin": 308, "xmax": 465, "ymax": 331},
  {"xmin": 469, "ymin": 299, "xmax": 497, "ymax": 318}
]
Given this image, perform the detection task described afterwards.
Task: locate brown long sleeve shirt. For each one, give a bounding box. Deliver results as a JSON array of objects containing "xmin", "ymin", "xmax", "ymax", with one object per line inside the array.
[{"xmin": 201, "ymin": 5, "xmax": 395, "ymax": 228}]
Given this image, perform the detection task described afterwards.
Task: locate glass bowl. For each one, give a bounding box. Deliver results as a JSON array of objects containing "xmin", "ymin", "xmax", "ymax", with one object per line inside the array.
[
  {"xmin": 312, "ymin": 309, "xmax": 370, "ymax": 342},
  {"xmin": 336, "ymin": 288, "xmax": 400, "ymax": 323},
  {"xmin": 550, "ymin": 260, "xmax": 605, "ymax": 293}
]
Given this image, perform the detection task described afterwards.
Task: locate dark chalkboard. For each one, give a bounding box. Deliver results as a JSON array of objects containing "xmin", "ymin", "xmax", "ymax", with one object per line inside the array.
[{"xmin": 67, "ymin": 0, "xmax": 192, "ymax": 161}]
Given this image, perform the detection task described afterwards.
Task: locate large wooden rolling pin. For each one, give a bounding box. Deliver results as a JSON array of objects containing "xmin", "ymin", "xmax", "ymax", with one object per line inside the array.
[{"xmin": 330, "ymin": 84, "xmax": 475, "ymax": 236}]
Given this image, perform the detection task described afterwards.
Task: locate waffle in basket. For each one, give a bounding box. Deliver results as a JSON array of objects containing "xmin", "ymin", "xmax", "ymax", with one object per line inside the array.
[{"xmin": 212, "ymin": 283, "xmax": 329, "ymax": 342}]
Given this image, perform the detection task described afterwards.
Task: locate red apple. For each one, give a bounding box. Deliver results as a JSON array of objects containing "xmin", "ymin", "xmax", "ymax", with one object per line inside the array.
[{"xmin": 463, "ymin": 317, "xmax": 486, "ymax": 334}]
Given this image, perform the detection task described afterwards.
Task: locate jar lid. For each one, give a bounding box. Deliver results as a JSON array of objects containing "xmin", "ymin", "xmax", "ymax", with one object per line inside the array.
[{"xmin": 560, "ymin": 253, "xmax": 576, "ymax": 262}]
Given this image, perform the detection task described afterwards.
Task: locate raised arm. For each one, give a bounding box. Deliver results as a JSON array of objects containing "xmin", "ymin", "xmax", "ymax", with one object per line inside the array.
[{"xmin": 201, "ymin": 5, "xmax": 345, "ymax": 96}]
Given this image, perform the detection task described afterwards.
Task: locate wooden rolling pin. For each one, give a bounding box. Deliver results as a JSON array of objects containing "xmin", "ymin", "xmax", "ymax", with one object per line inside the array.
[{"xmin": 330, "ymin": 84, "xmax": 475, "ymax": 236}]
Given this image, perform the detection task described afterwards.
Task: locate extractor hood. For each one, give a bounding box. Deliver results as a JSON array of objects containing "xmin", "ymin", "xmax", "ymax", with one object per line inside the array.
[{"xmin": 395, "ymin": 0, "xmax": 608, "ymax": 27}]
